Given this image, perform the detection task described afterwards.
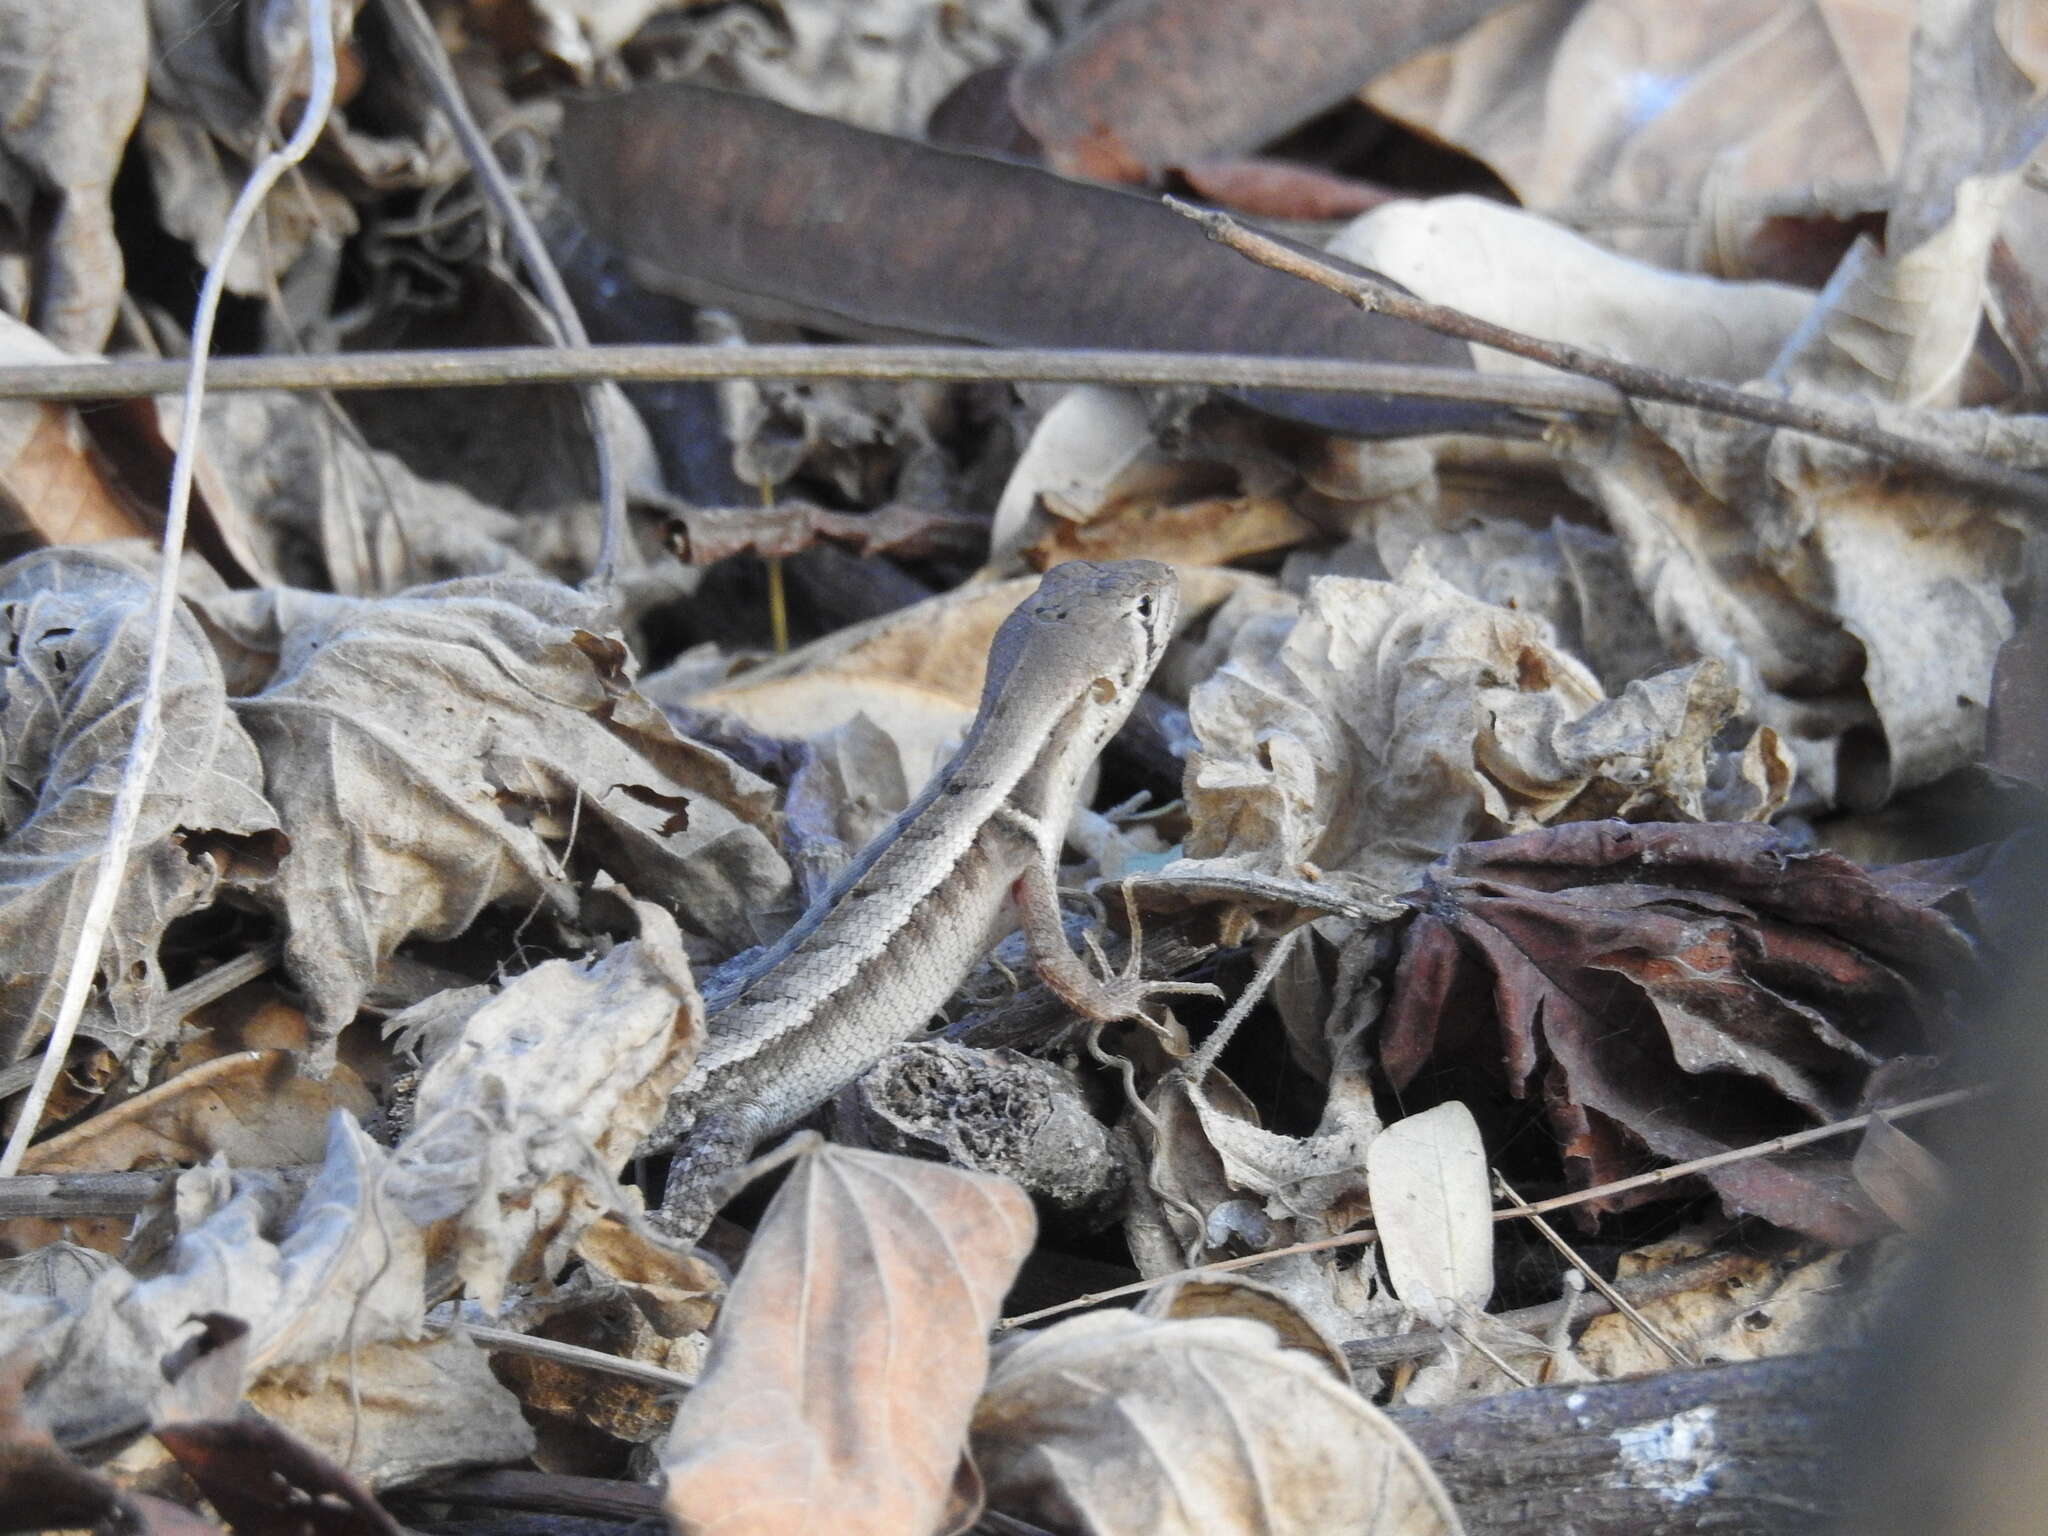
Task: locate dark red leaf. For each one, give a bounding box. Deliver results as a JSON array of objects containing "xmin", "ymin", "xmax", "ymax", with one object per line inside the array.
[{"xmin": 1380, "ymin": 821, "xmax": 1981, "ymax": 1244}]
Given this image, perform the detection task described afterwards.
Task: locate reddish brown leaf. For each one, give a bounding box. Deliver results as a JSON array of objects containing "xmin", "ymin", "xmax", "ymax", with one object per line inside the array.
[
  {"xmin": 0, "ymin": 1353, "xmax": 132, "ymax": 1535},
  {"xmin": 556, "ymin": 82, "xmax": 1504, "ymax": 441},
  {"xmin": 1009, "ymin": 0, "xmax": 1518, "ymax": 181},
  {"xmin": 1380, "ymin": 821, "xmax": 1979, "ymax": 1244},
  {"xmin": 155, "ymin": 1416, "xmax": 402, "ymax": 1536}
]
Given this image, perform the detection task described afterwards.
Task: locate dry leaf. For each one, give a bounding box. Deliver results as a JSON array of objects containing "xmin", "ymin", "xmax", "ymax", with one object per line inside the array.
[
  {"xmin": 0, "ymin": 316, "xmax": 153, "ymax": 552},
  {"xmin": 1379, "ymin": 821, "xmax": 1978, "ymax": 1244},
  {"xmin": 153, "ymin": 1413, "xmax": 403, "ymax": 1536},
  {"xmin": 1365, "ymin": 0, "xmax": 1918, "ymax": 278},
  {"xmin": 243, "ymin": 1331, "xmax": 533, "ymax": 1491},
  {"xmin": 972, "ymin": 1310, "xmax": 1464, "ymax": 1535},
  {"xmin": 1282, "ymin": 475, "xmax": 1676, "ymax": 699},
  {"xmin": 1532, "ymin": 13, "xmax": 2041, "ymax": 809},
  {"xmin": 678, "ymin": 576, "xmax": 1035, "ymax": 766},
  {"xmin": 0, "ymin": 1115, "xmax": 534, "ymax": 1487},
  {"xmin": 388, "ymin": 899, "xmax": 705, "ymax": 1311},
  {"xmin": 0, "ymin": 1351, "xmax": 149, "ymax": 1533},
  {"xmin": 651, "ymin": 0, "xmax": 1053, "ymax": 136},
  {"xmin": 1777, "ymin": 0, "xmax": 2048, "ymax": 409},
  {"xmin": 0, "ymin": 1050, "xmax": 372, "ymax": 1257},
  {"xmin": 988, "ymin": 386, "xmax": 1317, "ymax": 574},
  {"xmin": 1125, "ymin": 1063, "xmax": 1395, "ymax": 1344},
  {"xmin": 1852, "ymin": 1115, "xmax": 1951, "ymax": 1232},
  {"xmin": 1171, "ymin": 568, "xmax": 1789, "ymax": 903},
  {"xmin": 497, "ymin": 1216, "xmax": 719, "ymax": 1443},
  {"xmin": 558, "ymin": 82, "xmax": 1499, "ymax": 441},
  {"xmin": 0, "ymin": 549, "xmax": 279, "ymax": 1072},
  {"xmin": 1329, "ymin": 196, "xmax": 1813, "ymax": 383},
  {"xmin": 1574, "ymin": 1232, "xmax": 1914, "ymax": 1375},
  {"xmin": 234, "ymin": 576, "xmax": 785, "ymax": 1060},
  {"xmin": 1140, "ymin": 1273, "xmax": 1354, "ymax": 1386},
  {"xmin": 2, "ymin": 1119, "xmax": 410, "ymax": 1441},
  {"xmin": 663, "ymin": 1143, "xmax": 1034, "ymax": 1536},
  {"xmin": 0, "ymin": 0, "xmax": 148, "ymax": 350},
  {"xmin": 1366, "ymin": 1102, "xmax": 1495, "ymax": 1320},
  {"xmin": 192, "ymin": 392, "xmax": 560, "ymax": 597},
  {"xmin": 1556, "ymin": 400, "xmax": 2034, "ymax": 809},
  {"xmin": 139, "ymin": 0, "xmax": 361, "ymax": 299}
]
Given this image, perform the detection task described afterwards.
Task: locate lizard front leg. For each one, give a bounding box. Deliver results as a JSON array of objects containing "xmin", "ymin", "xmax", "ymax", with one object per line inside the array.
[{"xmin": 996, "ymin": 804, "xmax": 1220, "ymax": 1023}]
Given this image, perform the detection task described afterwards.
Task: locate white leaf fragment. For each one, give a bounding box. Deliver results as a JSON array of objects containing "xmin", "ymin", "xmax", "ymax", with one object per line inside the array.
[{"xmin": 1367, "ymin": 1102, "xmax": 1495, "ymax": 1319}]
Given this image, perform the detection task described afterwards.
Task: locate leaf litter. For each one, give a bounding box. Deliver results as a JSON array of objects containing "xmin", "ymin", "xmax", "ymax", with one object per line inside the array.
[{"xmin": 0, "ymin": 1, "xmax": 2038, "ymax": 1532}]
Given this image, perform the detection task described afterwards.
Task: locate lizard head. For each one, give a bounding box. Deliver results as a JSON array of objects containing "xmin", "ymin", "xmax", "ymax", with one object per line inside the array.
[{"xmin": 980, "ymin": 559, "xmax": 1180, "ymax": 751}]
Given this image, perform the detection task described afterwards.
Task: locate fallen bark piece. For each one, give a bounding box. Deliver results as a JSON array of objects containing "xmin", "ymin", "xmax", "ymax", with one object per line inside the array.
[
  {"xmin": 845, "ymin": 1042, "xmax": 1126, "ymax": 1227},
  {"xmin": 1389, "ymin": 1353, "xmax": 1855, "ymax": 1536}
]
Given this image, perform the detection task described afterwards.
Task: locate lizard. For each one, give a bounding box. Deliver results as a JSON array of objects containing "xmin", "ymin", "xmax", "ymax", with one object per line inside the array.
[{"xmin": 641, "ymin": 558, "xmax": 1216, "ymax": 1241}]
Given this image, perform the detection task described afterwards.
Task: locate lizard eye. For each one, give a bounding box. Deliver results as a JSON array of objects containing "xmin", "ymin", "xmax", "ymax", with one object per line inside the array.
[{"xmin": 1135, "ymin": 594, "xmax": 1154, "ymax": 620}]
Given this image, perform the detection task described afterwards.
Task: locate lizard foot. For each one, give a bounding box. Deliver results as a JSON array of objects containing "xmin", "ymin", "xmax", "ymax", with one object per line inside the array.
[{"xmin": 1073, "ymin": 884, "xmax": 1223, "ymax": 1025}]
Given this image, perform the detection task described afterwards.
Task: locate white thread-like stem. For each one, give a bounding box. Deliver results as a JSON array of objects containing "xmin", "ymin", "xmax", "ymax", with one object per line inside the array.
[{"xmin": 0, "ymin": 0, "xmax": 340, "ymax": 1176}]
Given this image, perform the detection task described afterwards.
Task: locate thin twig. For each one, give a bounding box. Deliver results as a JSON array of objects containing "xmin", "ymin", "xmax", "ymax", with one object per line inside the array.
[
  {"xmin": 0, "ymin": 344, "xmax": 1623, "ymax": 414},
  {"xmin": 1495, "ymin": 1169, "xmax": 1693, "ymax": 1369},
  {"xmin": 1171, "ymin": 197, "xmax": 2048, "ymax": 511},
  {"xmin": 0, "ymin": 941, "xmax": 282, "ymax": 1102},
  {"xmin": 0, "ymin": 0, "xmax": 338, "ymax": 1179},
  {"xmin": 373, "ymin": 0, "xmax": 625, "ymax": 591},
  {"xmin": 998, "ymin": 1084, "xmax": 1985, "ymax": 1328},
  {"xmin": 457, "ymin": 1322, "xmax": 694, "ymax": 1394}
]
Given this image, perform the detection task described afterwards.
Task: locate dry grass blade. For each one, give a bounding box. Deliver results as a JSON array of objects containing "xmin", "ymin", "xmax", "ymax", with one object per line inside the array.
[{"xmin": 1493, "ymin": 1171, "xmax": 1693, "ymax": 1369}]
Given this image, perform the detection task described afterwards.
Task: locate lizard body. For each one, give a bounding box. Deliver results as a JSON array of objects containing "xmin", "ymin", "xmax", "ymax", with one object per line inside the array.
[{"xmin": 644, "ymin": 559, "xmax": 1203, "ymax": 1239}]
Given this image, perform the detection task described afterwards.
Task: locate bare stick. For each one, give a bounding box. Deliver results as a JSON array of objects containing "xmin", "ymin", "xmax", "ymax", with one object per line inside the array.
[
  {"xmin": 1171, "ymin": 198, "xmax": 2048, "ymax": 511},
  {"xmin": 0, "ymin": 343, "xmax": 1623, "ymax": 414},
  {"xmin": 373, "ymin": 0, "xmax": 625, "ymax": 591},
  {"xmin": 0, "ymin": 0, "xmax": 339, "ymax": 1179},
  {"xmin": 998, "ymin": 1084, "xmax": 1984, "ymax": 1328}
]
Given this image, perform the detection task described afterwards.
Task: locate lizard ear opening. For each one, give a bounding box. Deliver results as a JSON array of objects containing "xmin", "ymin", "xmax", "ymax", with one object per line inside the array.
[{"xmin": 1090, "ymin": 677, "xmax": 1118, "ymax": 705}]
